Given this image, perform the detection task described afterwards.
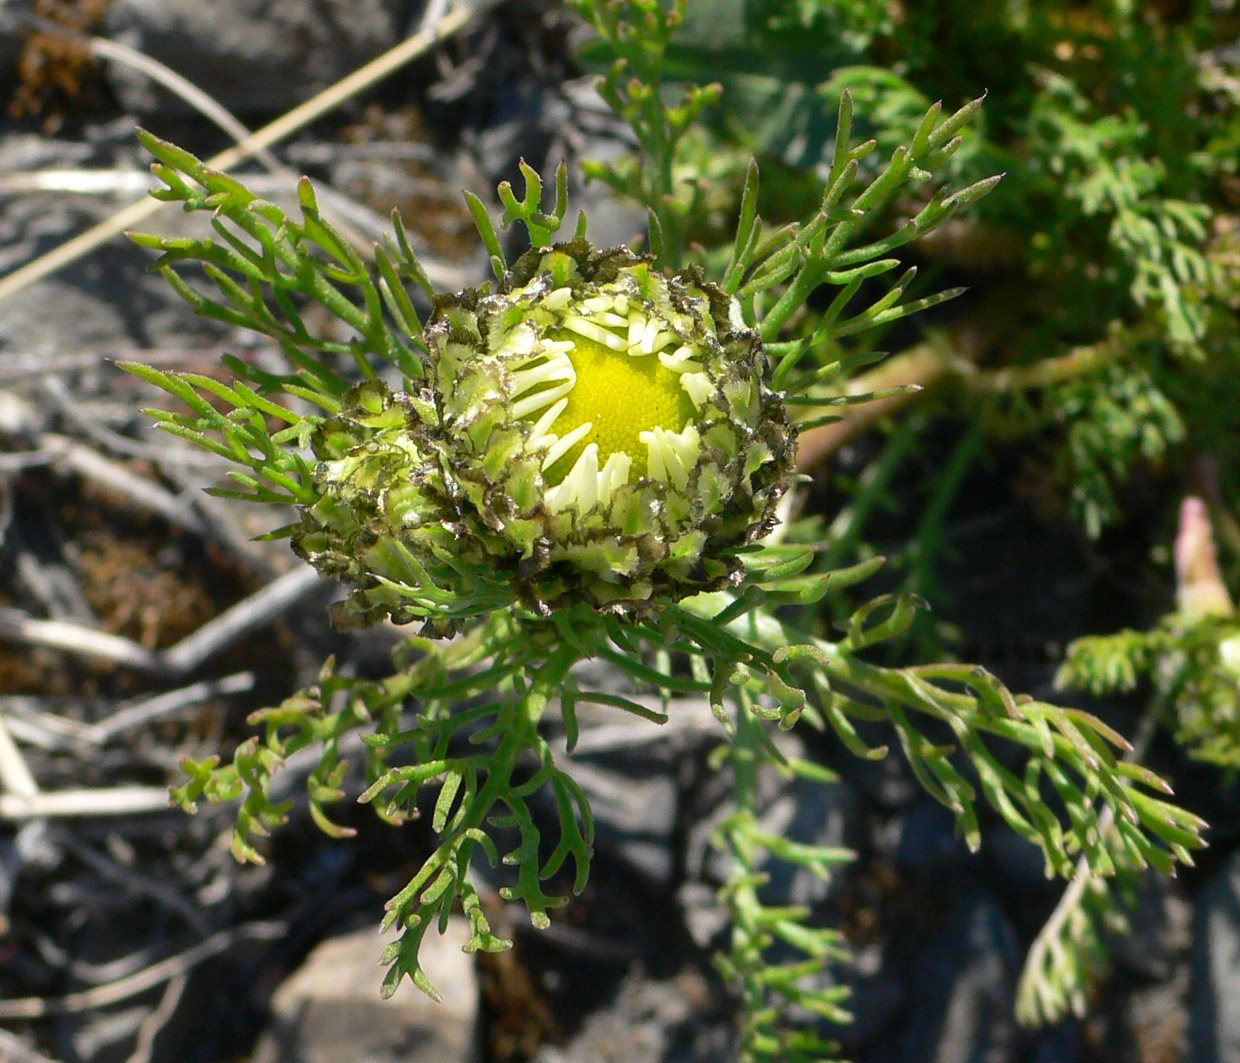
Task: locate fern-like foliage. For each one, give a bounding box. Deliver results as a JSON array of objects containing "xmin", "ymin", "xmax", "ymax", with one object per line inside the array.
[
  {"xmin": 567, "ymin": 0, "xmax": 723, "ymax": 267},
  {"xmin": 1061, "ymin": 619, "xmax": 1240, "ymax": 769},
  {"xmin": 1019, "ymin": 492, "xmax": 1237, "ymax": 1024}
]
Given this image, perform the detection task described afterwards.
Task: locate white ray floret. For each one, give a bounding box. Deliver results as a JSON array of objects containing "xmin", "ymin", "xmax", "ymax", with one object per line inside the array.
[
  {"xmin": 562, "ymin": 315, "xmax": 628, "ymax": 351},
  {"xmin": 528, "ymin": 396, "xmax": 569, "ymax": 446},
  {"xmin": 678, "ymin": 371, "xmax": 714, "ymax": 409},
  {"xmin": 640, "ymin": 424, "xmax": 702, "ymax": 492},
  {"xmin": 542, "ymin": 287, "xmax": 573, "ymax": 311},
  {"xmin": 544, "ymin": 446, "xmax": 636, "ymax": 513},
  {"xmin": 643, "ymin": 432, "xmax": 666, "ymax": 484},
  {"xmin": 547, "ymin": 444, "xmax": 598, "ymax": 512},
  {"xmin": 627, "ymin": 314, "xmax": 648, "ymax": 348},
  {"xmin": 508, "ymin": 347, "xmax": 575, "ymax": 420},
  {"xmin": 539, "ymin": 421, "xmax": 594, "ymax": 471},
  {"xmin": 507, "ymin": 340, "xmax": 574, "ymax": 376},
  {"xmin": 576, "ymin": 446, "xmax": 600, "ymax": 512},
  {"xmin": 640, "ymin": 318, "xmax": 661, "ymax": 354},
  {"xmin": 511, "ymin": 375, "xmax": 574, "ymax": 420},
  {"xmin": 659, "ymin": 345, "xmax": 704, "ymax": 374},
  {"xmin": 598, "ymin": 451, "xmax": 633, "ymax": 501}
]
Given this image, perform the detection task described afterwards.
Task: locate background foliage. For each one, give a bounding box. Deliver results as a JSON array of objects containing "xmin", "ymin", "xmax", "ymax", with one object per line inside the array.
[{"xmin": 624, "ymin": 0, "xmax": 1240, "ymax": 1034}]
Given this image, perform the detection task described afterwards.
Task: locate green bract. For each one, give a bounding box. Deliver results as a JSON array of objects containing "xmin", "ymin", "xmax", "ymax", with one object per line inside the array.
[{"xmin": 292, "ymin": 240, "xmax": 793, "ymax": 635}]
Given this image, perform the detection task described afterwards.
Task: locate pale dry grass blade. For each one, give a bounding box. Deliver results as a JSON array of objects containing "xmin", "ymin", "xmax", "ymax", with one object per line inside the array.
[{"xmin": 0, "ymin": 0, "xmax": 494, "ymax": 307}]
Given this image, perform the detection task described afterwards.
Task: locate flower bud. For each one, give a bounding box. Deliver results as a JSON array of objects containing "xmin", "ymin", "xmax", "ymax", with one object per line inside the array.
[{"xmin": 292, "ymin": 240, "xmax": 793, "ymax": 634}]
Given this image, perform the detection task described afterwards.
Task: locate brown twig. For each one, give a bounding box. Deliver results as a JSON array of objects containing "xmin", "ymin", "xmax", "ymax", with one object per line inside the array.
[
  {"xmin": 794, "ymin": 343, "xmax": 952, "ymax": 473},
  {"xmin": 793, "ymin": 319, "xmax": 1151, "ymax": 473}
]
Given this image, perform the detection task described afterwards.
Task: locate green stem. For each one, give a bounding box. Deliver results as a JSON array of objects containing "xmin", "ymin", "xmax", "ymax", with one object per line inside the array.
[{"xmin": 726, "ymin": 697, "xmax": 769, "ymax": 1053}]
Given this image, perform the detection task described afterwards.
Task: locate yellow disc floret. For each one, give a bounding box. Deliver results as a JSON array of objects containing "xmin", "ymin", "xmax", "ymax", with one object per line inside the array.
[{"xmin": 545, "ymin": 332, "xmax": 697, "ymax": 482}]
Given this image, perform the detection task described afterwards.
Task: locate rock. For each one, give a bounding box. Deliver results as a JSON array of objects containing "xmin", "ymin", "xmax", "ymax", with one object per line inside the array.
[
  {"xmin": 101, "ymin": 0, "xmax": 408, "ymax": 117},
  {"xmin": 676, "ymin": 879, "xmax": 730, "ymax": 953},
  {"xmin": 1061, "ymin": 873, "xmax": 1191, "ymax": 1063},
  {"xmin": 0, "ymin": 131, "xmax": 224, "ymax": 359},
  {"xmin": 532, "ymin": 968, "xmax": 728, "ymax": 1063},
  {"xmin": 981, "ymin": 824, "xmax": 1064, "ymax": 938},
  {"xmin": 835, "ymin": 738, "xmax": 920, "ymax": 811},
  {"xmin": 564, "ymin": 755, "xmax": 680, "ymax": 887},
  {"xmin": 1026, "ymin": 1022, "xmax": 1083, "ymax": 1063},
  {"xmin": 888, "ymin": 886, "xmax": 1025, "ymax": 1063},
  {"xmin": 678, "ymin": 733, "xmax": 858, "ymax": 996},
  {"xmin": 555, "ymin": 685, "xmax": 692, "ymax": 888},
  {"xmin": 251, "ymin": 918, "xmax": 478, "ymax": 1063},
  {"xmin": 891, "ymin": 800, "xmax": 969, "ymax": 884},
  {"xmin": 1189, "ymin": 852, "xmax": 1240, "ymax": 1063},
  {"xmin": 757, "ymin": 769, "xmax": 859, "ymax": 909},
  {"xmin": 834, "ymin": 948, "xmax": 907, "ymax": 1052},
  {"xmin": 1110, "ymin": 873, "xmax": 1191, "ymax": 982},
  {"xmin": 1124, "ymin": 968, "xmax": 1189, "ymax": 1063}
]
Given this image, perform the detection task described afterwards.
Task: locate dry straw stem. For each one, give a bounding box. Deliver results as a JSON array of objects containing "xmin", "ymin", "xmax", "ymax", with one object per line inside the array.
[
  {"xmin": 0, "ymin": 0, "xmax": 492, "ymax": 307},
  {"xmin": 20, "ymin": 12, "xmax": 286, "ymax": 176},
  {"xmin": 71, "ymin": 25, "xmax": 426, "ymax": 253},
  {"xmin": 794, "ymin": 319, "xmax": 1153, "ymax": 472},
  {"xmin": 0, "ymin": 659, "xmax": 170, "ymax": 827},
  {"xmin": 0, "ymin": 1027, "xmax": 57, "ymax": 1063},
  {"xmin": 0, "ymin": 711, "xmax": 40, "ymax": 800},
  {"xmin": 0, "ymin": 566, "xmax": 322, "ymax": 680},
  {"xmin": 0, "ymin": 674, "xmax": 254, "ymax": 753},
  {"xmin": 0, "ymin": 785, "xmax": 173, "ymax": 820}
]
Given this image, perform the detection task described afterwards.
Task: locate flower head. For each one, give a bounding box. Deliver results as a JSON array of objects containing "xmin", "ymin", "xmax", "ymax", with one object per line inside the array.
[{"xmin": 292, "ymin": 240, "xmax": 793, "ymax": 634}]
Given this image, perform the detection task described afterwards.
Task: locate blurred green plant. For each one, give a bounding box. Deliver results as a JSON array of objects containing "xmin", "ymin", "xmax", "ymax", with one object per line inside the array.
[
  {"xmin": 634, "ymin": 0, "xmax": 1240, "ymax": 532},
  {"xmin": 1020, "ymin": 492, "xmax": 1238, "ymax": 1023},
  {"xmin": 580, "ymin": 0, "xmax": 1240, "ymax": 1032},
  {"xmin": 125, "ymin": 1, "xmax": 1216, "ymax": 1059}
]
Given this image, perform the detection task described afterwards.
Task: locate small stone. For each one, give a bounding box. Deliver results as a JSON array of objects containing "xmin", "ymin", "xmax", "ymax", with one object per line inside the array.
[
  {"xmin": 890, "ymin": 886, "xmax": 1025, "ymax": 1063},
  {"xmin": 102, "ymin": 0, "xmax": 408, "ymax": 116},
  {"xmin": 251, "ymin": 918, "xmax": 478, "ymax": 1063},
  {"xmin": 532, "ymin": 968, "xmax": 727, "ymax": 1063}
]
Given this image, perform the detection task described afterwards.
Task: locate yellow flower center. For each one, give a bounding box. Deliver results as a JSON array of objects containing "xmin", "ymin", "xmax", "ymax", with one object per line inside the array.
[{"xmin": 544, "ymin": 332, "xmax": 697, "ymax": 484}]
